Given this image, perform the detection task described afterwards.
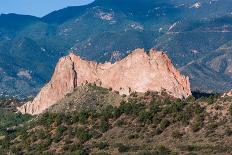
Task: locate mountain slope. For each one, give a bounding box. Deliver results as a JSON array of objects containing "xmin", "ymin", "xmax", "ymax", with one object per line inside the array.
[
  {"xmin": 1, "ymin": 85, "xmax": 232, "ymax": 154},
  {"xmin": 1, "ymin": 0, "xmax": 232, "ymax": 96}
]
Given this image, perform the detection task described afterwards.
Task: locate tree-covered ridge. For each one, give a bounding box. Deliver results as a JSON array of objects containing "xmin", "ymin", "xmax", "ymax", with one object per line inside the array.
[{"xmin": 0, "ymin": 85, "xmax": 232, "ymax": 154}]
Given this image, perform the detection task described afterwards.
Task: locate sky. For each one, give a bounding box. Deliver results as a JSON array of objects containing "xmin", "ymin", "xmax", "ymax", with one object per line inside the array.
[{"xmin": 0, "ymin": 0, "xmax": 94, "ymax": 17}]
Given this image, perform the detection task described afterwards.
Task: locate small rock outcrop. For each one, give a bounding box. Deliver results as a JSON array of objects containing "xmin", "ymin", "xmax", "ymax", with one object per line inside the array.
[
  {"xmin": 222, "ymin": 90, "xmax": 232, "ymax": 97},
  {"xmin": 18, "ymin": 48, "xmax": 191, "ymax": 115}
]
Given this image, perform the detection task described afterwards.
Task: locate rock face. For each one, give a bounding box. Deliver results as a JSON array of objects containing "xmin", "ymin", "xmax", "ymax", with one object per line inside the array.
[
  {"xmin": 222, "ymin": 90, "xmax": 232, "ymax": 97},
  {"xmin": 18, "ymin": 48, "xmax": 191, "ymax": 115}
]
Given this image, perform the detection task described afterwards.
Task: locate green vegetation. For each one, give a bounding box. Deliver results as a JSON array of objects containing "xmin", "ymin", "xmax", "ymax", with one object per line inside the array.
[
  {"xmin": 0, "ymin": 87, "xmax": 232, "ymax": 154},
  {"xmin": 96, "ymin": 141, "xmax": 109, "ymax": 150},
  {"xmin": 172, "ymin": 130, "xmax": 183, "ymax": 139},
  {"xmin": 230, "ymin": 104, "xmax": 232, "ymax": 116},
  {"xmin": 117, "ymin": 143, "xmax": 130, "ymax": 153},
  {"xmin": 0, "ymin": 112, "xmax": 32, "ymax": 136}
]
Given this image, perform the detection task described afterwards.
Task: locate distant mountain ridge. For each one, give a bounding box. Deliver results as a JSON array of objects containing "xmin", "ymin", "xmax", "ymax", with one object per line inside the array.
[{"xmin": 0, "ymin": 0, "xmax": 232, "ymax": 96}]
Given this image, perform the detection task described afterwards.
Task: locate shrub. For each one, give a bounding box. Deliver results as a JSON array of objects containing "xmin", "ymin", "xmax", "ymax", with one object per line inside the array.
[
  {"xmin": 207, "ymin": 95, "xmax": 215, "ymax": 105},
  {"xmin": 115, "ymin": 120, "xmax": 125, "ymax": 127},
  {"xmin": 137, "ymin": 150, "xmax": 159, "ymax": 155},
  {"xmin": 185, "ymin": 96, "xmax": 196, "ymax": 102},
  {"xmin": 138, "ymin": 110, "xmax": 153, "ymax": 124},
  {"xmin": 191, "ymin": 121, "xmax": 202, "ymax": 132},
  {"xmin": 163, "ymin": 100, "xmax": 186, "ymax": 115},
  {"xmin": 128, "ymin": 134, "xmax": 139, "ymax": 139},
  {"xmin": 79, "ymin": 111, "xmax": 89, "ymax": 124},
  {"xmin": 38, "ymin": 113, "xmax": 55, "ymax": 127},
  {"xmin": 122, "ymin": 94, "xmax": 127, "ymax": 98},
  {"xmin": 53, "ymin": 133, "xmax": 62, "ymax": 143},
  {"xmin": 130, "ymin": 92, "xmax": 138, "ymax": 97},
  {"xmin": 193, "ymin": 104, "xmax": 204, "ymax": 115},
  {"xmin": 0, "ymin": 136, "xmax": 10, "ymax": 149},
  {"xmin": 21, "ymin": 131, "xmax": 29, "ymax": 141},
  {"xmin": 144, "ymin": 91, "xmax": 151, "ymax": 96},
  {"xmin": 71, "ymin": 149, "xmax": 88, "ymax": 155},
  {"xmin": 179, "ymin": 145, "xmax": 200, "ymax": 152},
  {"xmin": 152, "ymin": 116, "xmax": 161, "ymax": 125},
  {"xmin": 155, "ymin": 127, "xmax": 163, "ymax": 135},
  {"xmin": 71, "ymin": 113, "xmax": 79, "ymax": 123},
  {"xmin": 101, "ymin": 105, "xmax": 116, "ymax": 119},
  {"xmin": 172, "ymin": 130, "xmax": 183, "ymax": 139},
  {"xmin": 177, "ymin": 111, "xmax": 191, "ymax": 125},
  {"xmin": 119, "ymin": 101, "xmax": 133, "ymax": 115},
  {"xmin": 68, "ymin": 144, "xmax": 81, "ymax": 152},
  {"xmin": 207, "ymin": 122, "xmax": 218, "ymax": 131},
  {"xmin": 229, "ymin": 104, "xmax": 232, "ymax": 116},
  {"xmin": 67, "ymin": 128, "xmax": 75, "ymax": 137},
  {"xmin": 161, "ymin": 90, "xmax": 169, "ymax": 97},
  {"xmin": 225, "ymin": 128, "xmax": 232, "ymax": 136},
  {"xmin": 37, "ymin": 129, "xmax": 48, "ymax": 139},
  {"xmin": 64, "ymin": 113, "xmax": 73, "ymax": 125},
  {"xmin": 36, "ymin": 138, "xmax": 52, "ymax": 152},
  {"xmin": 100, "ymin": 120, "xmax": 109, "ymax": 133},
  {"xmin": 64, "ymin": 137, "xmax": 72, "ymax": 145},
  {"xmin": 56, "ymin": 125, "xmax": 67, "ymax": 135},
  {"xmin": 163, "ymin": 98, "xmax": 172, "ymax": 105},
  {"xmin": 10, "ymin": 146, "xmax": 21, "ymax": 154},
  {"xmin": 54, "ymin": 113, "xmax": 64, "ymax": 126},
  {"xmin": 159, "ymin": 119, "xmax": 170, "ymax": 130},
  {"xmin": 149, "ymin": 100, "xmax": 160, "ymax": 114},
  {"xmin": 75, "ymin": 128, "xmax": 92, "ymax": 143},
  {"xmin": 119, "ymin": 101, "xmax": 145, "ymax": 116},
  {"xmin": 0, "ymin": 112, "xmax": 32, "ymax": 136},
  {"xmin": 155, "ymin": 145, "xmax": 172, "ymax": 155},
  {"xmin": 43, "ymin": 137, "xmax": 52, "ymax": 148},
  {"xmin": 117, "ymin": 143, "xmax": 130, "ymax": 153},
  {"xmin": 96, "ymin": 141, "xmax": 109, "ymax": 150},
  {"xmin": 177, "ymin": 104, "xmax": 195, "ymax": 125}
]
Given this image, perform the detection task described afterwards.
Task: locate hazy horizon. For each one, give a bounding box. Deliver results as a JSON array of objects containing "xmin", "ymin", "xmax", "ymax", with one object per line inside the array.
[{"xmin": 0, "ymin": 0, "xmax": 94, "ymax": 17}]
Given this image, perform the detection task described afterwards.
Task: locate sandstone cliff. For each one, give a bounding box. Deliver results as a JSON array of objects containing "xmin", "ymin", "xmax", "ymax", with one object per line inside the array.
[
  {"xmin": 222, "ymin": 90, "xmax": 232, "ymax": 97},
  {"xmin": 18, "ymin": 48, "xmax": 191, "ymax": 115}
]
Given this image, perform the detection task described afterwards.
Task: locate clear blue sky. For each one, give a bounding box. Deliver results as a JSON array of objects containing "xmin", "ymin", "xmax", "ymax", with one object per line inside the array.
[{"xmin": 0, "ymin": 0, "xmax": 94, "ymax": 17}]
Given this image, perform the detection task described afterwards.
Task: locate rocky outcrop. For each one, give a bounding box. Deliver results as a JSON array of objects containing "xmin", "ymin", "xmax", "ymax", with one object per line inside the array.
[
  {"xmin": 222, "ymin": 90, "xmax": 232, "ymax": 97},
  {"xmin": 18, "ymin": 48, "xmax": 191, "ymax": 115}
]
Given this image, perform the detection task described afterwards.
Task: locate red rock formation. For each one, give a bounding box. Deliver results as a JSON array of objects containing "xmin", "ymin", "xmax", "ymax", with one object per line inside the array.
[
  {"xmin": 222, "ymin": 90, "xmax": 232, "ymax": 97},
  {"xmin": 18, "ymin": 48, "xmax": 191, "ymax": 115}
]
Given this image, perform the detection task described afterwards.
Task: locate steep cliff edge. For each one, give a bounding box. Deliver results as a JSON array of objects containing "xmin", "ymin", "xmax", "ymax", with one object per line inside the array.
[{"xmin": 18, "ymin": 48, "xmax": 191, "ymax": 115}]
